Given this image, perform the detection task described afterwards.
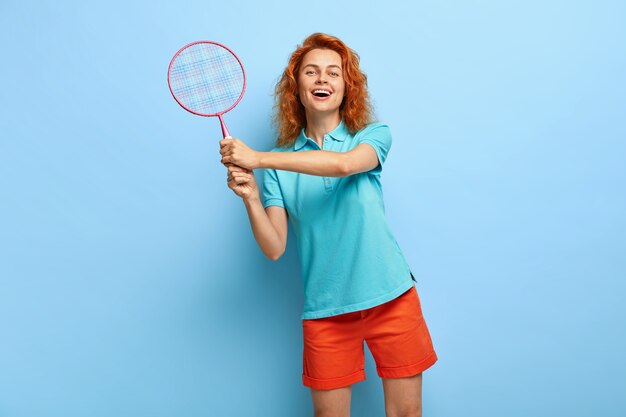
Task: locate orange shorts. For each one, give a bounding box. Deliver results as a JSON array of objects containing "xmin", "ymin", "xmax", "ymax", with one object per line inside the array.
[{"xmin": 302, "ymin": 285, "xmax": 438, "ymax": 390}]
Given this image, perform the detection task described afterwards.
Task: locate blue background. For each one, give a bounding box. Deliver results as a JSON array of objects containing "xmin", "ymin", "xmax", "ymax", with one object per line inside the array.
[{"xmin": 1, "ymin": 1, "xmax": 625, "ymax": 416}]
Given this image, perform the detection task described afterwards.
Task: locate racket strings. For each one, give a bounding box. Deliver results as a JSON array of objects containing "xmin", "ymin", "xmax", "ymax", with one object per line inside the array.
[{"xmin": 169, "ymin": 43, "xmax": 244, "ymax": 115}]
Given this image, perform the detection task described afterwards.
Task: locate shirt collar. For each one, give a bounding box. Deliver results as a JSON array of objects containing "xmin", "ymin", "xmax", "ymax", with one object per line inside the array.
[{"xmin": 294, "ymin": 120, "xmax": 350, "ymax": 151}]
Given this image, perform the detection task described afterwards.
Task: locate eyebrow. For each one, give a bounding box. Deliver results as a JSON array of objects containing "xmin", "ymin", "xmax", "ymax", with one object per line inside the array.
[{"xmin": 302, "ymin": 64, "xmax": 342, "ymax": 70}]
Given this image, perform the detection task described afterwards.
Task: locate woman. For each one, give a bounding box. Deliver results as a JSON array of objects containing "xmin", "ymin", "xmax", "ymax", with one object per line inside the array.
[{"xmin": 219, "ymin": 33, "xmax": 437, "ymax": 417}]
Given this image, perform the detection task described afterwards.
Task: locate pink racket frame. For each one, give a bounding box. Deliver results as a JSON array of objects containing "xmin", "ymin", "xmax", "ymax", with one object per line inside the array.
[{"xmin": 167, "ymin": 40, "xmax": 247, "ymax": 138}]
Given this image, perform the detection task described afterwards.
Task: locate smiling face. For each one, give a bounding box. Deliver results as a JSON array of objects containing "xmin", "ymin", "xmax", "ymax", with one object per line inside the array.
[{"xmin": 297, "ymin": 48, "xmax": 346, "ymax": 118}]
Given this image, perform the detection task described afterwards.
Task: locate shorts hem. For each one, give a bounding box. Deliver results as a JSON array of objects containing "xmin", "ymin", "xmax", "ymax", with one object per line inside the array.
[
  {"xmin": 377, "ymin": 350, "xmax": 438, "ymax": 378},
  {"xmin": 302, "ymin": 369, "xmax": 366, "ymax": 390}
]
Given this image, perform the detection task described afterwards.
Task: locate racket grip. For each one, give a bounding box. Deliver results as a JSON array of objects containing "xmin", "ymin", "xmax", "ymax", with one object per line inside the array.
[
  {"xmin": 223, "ymin": 135, "xmax": 232, "ymax": 167},
  {"xmin": 218, "ymin": 115, "xmax": 235, "ymax": 168}
]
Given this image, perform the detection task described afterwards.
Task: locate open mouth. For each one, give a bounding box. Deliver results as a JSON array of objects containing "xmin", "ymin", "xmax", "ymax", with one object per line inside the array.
[{"xmin": 312, "ymin": 89, "xmax": 332, "ymax": 98}]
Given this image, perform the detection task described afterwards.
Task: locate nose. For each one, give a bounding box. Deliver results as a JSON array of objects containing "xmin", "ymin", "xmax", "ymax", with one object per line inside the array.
[{"xmin": 316, "ymin": 73, "xmax": 328, "ymax": 84}]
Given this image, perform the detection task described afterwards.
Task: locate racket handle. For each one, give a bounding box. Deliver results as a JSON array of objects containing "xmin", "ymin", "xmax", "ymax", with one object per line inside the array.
[
  {"xmin": 218, "ymin": 114, "xmax": 234, "ymax": 168},
  {"xmin": 218, "ymin": 114, "xmax": 232, "ymax": 139}
]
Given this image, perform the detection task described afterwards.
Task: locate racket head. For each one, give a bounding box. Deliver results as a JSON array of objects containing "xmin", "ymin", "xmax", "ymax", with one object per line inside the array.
[{"xmin": 167, "ymin": 41, "xmax": 246, "ymax": 117}]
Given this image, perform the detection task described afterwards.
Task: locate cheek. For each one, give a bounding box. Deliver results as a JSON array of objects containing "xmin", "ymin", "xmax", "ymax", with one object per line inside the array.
[
  {"xmin": 297, "ymin": 90, "xmax": 307, "ymax": 106},
  {"xmin": 298, "ymin": 90, "xmax": 308, "ymax": 107},
  {"xmin": 298, "ymin": 82, "xmax": 309, "ymax": 97},
  {"xmin": 296, "ymin": 77, "xmax": 306, "ymax": 94},
  {"xmin": 336, "ymin": 81, "xmax": 346, "ymax": 96},
  {"xmin": 336, "ymin": 86, "xmax": 346, "ymax": 100}
]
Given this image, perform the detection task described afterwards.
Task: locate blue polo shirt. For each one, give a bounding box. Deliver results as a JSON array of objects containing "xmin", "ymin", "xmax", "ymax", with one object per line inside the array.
[{"xmin": 262, "ymin": 120, "xmax": 416, "ymax": 319}]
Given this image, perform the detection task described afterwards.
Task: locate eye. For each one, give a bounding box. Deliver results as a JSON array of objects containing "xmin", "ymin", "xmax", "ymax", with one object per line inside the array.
[
  {"xmin": 305, "ymin": 70, "xmax": 316, "ymax": 75},
  {"xmin": 330, "ymin": 72, "xmax": 339, "ymax": 77}
]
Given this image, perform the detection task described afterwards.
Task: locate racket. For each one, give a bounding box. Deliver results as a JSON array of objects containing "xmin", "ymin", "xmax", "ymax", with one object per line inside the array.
[{"xmin": 167, "ymin": 40, "xmax": 246, "ymax": 139}]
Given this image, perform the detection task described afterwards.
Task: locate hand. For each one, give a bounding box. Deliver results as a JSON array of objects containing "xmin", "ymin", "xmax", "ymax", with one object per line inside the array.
[
  {"xmin": 219, "ymin": 138, "xmax": 260, "ymax": 170},
  {"xmin": 225, "ymin": 164, "xmax": 259, "ymax": 201}
]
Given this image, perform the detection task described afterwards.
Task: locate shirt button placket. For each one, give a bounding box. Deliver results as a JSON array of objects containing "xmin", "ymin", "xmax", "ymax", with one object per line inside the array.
[
  {"xmin": 323, "ymin": 135, "xmax": 332, "ymax": 191},
  {"xmin": 324, "ymin": 177, "xmax": 331, "ymax": 191}
]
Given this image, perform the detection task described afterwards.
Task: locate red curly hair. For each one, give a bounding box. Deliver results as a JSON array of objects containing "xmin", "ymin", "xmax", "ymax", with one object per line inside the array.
[{"xmin": 273, "ymin": 33, "xmax": 374, "ymax": 147}]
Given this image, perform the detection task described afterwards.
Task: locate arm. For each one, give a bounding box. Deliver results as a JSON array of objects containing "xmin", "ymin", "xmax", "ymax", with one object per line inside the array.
[
  {"xmin": 257, "ymin": 144, "xmax": 379, "ymax": 177},
  {"xmin": 343, "ymin": 144, "xmax": 381, "ymax": 175},
  {"xmin": 243, "ymin": 194, "xmax": 288, "ymax": 261},
  {"xmin": 224, "ymin": 165, "xmax": 287, "ymax": 260},
  {"xmin": 220, "ymin": 138, "xmax": 380, "ymax": 177},
  {"xmin": 258, "ymin": 150, "xmax": 347, "ymax": 177}
]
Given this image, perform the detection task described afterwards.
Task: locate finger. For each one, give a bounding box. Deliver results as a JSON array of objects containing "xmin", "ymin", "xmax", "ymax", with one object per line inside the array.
[
  {"xmin": 228, "ymin": 165, "xmax": 245, "ymax": 173},
  {"xmin": 228, "ymin": 175, "xmax": 247, "ymax": 184},
  {"xmin": 230, "ymin": 163, "xmax": 246, "ymax": 170},
  {"xmin": 233, "ymin": 172, "xmax": 251, "ymax": 180}
]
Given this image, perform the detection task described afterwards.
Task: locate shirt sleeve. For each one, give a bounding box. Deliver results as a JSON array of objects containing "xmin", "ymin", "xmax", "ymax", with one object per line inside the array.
[
  {"xmin": 356, "ymin": 123, "xmax": 392, "ymax": 177},
  {"xmin": 262, "ymin": 167, "xmax": 285, "ymax": 208}
]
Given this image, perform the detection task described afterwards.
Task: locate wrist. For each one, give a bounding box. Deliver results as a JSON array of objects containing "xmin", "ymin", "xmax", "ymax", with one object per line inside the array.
[
  {"xmin": 243, "ymin": 193, "xmax": 261, "ymax": 206},
  {"xmin": 255, "ymin": 151, "xmax": 266, "ymax": 169}
]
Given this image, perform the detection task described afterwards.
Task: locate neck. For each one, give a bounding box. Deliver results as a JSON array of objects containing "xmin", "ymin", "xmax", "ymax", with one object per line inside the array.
[{"xmin": 304, "ymin": 110, "xmax": 341, "ymax": 143}]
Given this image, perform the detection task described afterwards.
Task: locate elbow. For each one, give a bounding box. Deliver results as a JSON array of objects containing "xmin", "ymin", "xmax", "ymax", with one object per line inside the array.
[{"xmin": 266, "ymin": 249, "xmax": 285, "ymax": 261}]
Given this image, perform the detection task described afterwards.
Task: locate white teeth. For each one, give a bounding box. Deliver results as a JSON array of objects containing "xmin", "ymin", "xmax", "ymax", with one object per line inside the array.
[{"xmin": 313, "ymin": 89, "xmax": 331, "ymax": 96}]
